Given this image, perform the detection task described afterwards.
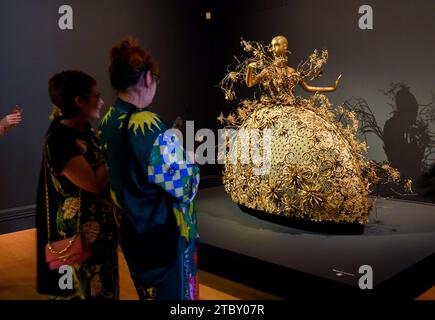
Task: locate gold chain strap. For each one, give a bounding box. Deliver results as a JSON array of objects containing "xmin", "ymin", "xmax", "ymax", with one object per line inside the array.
[{"xmin": 44, "ymin": 149, "xmax": 82, "ymax": 255}]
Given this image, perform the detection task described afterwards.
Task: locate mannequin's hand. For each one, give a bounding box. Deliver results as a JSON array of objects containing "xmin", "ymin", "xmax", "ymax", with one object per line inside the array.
[
  {"xmin": 248, "ymin": 62, "xmax": 261, "ymax": 68},
  {"xmin": 334, "ymin": 74, "xmax": 342, "ymax": 89}
]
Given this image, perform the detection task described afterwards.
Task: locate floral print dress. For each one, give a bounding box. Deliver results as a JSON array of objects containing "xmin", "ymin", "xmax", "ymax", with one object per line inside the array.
[{"xmin": 36, "ymin": 119, "xmax": 119, "ymax": 299}]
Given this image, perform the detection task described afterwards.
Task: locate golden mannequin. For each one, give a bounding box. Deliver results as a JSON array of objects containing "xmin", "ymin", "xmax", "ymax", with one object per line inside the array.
[
  {"xmin": 218, "ymin": 36, "xmax": 410, "ymax": 226},
  {"xmin": 245, "ymin": 35, "xmax": 341, "ymax": 92}
]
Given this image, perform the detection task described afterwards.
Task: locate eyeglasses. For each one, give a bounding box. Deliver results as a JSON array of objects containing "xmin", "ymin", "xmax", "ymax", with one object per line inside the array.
[
  {"xmin": 151, "ymin": 72, "xmax": 161, "ymax": 85},
  {"xmin": 82, "ymin": 92, "xmax": 102, "ymax": 100}
]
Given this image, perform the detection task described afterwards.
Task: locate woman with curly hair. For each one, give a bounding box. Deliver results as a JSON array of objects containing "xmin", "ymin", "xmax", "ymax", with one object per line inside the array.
[{"xmin": 99, "ymin": 37, "xmax": 200, "ymax": 300}]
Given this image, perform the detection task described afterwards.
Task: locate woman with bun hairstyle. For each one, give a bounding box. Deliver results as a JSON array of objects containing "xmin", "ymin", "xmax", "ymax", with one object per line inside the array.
[
  {"xmin": 99, "ymin": 37, "xmax": 200, "ymax": 300},
  {"xmin": 36, "ymin": 70, "xmax": 119, "ymax": 299}
]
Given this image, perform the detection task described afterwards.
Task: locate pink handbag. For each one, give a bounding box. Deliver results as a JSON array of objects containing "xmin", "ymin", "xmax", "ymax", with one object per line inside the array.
[{"xmin": 45, "ymin": 234, "xmax": 91, "ymax": 270}]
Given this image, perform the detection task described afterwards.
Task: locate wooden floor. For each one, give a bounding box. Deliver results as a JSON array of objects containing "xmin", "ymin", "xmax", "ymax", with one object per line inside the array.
[
  {"xmin": 0, "ymin": 229, "xmax": 433, "ymax": 300},
  {"xmin": 0, "ymin": 229, "xmax": 280, "ymax": 300}
]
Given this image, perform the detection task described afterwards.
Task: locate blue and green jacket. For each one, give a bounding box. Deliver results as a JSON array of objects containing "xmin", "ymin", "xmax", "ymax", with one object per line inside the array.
[{"xmin": 99, "ymin": 98, "xmax": 199, "ymax": 249}]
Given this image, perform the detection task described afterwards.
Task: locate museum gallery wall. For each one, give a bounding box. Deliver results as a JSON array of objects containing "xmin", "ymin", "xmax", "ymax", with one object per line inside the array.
[
  {"xmin": 0, "ymin": 0, "xmax": 434, "ymax": 230},
  {"xmin": 203, "ymin": 0, "xmax": 435, "ymax": 202},
  {"xmin": 0, "ymin": 0, "xmax": 207, "ymax": 216}
]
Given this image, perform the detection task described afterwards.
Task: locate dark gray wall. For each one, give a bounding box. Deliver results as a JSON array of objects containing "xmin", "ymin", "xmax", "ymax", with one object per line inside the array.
[
  {"xmin": 0, "ymin": 0, "xmax": 206, "ymax": 211},
  {"xmin": 204, "ymin": 0, "xmax": 435, "ymax": 198},
  {"xmin": 1, "ymin": 0, "xmax": 434, "ymax": 215}
]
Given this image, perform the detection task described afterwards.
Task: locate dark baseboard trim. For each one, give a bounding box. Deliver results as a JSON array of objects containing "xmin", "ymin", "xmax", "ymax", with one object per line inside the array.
[{"xmin": 0, "ymin": 205, "xmax": 36, "ymax": 235}]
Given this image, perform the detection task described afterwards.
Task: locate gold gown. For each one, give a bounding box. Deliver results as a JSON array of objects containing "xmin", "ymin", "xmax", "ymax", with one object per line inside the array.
[{"xmin": 219, "ymin": 37, "xmax": 408, "ymax": 225}]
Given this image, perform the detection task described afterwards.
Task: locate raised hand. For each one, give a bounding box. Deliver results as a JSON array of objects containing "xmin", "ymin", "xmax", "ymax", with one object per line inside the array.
[
  {"xmin": 1, "ymin": 111, "xmax": 22, "ymax": 127},
  {"xmin": 0, "ymin": 105, "xmax": 22, "ymax": 136}
]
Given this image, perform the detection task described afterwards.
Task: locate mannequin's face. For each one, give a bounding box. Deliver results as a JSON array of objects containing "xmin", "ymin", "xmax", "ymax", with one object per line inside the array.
[{"xmin": 271, "ymin": 37, "xmax": 288, "ymax": 57}]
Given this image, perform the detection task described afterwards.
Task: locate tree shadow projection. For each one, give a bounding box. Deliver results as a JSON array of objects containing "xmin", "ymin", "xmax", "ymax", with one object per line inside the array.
[{"xmin": 344, "ymin": 83, "xmax": 435, "ymax": 201}]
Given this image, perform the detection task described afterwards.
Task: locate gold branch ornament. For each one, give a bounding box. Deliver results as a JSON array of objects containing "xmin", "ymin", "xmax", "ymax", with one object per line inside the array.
[{"xmin": 219, "ymin": 35, "xmax": 411, "ymax": 225}]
